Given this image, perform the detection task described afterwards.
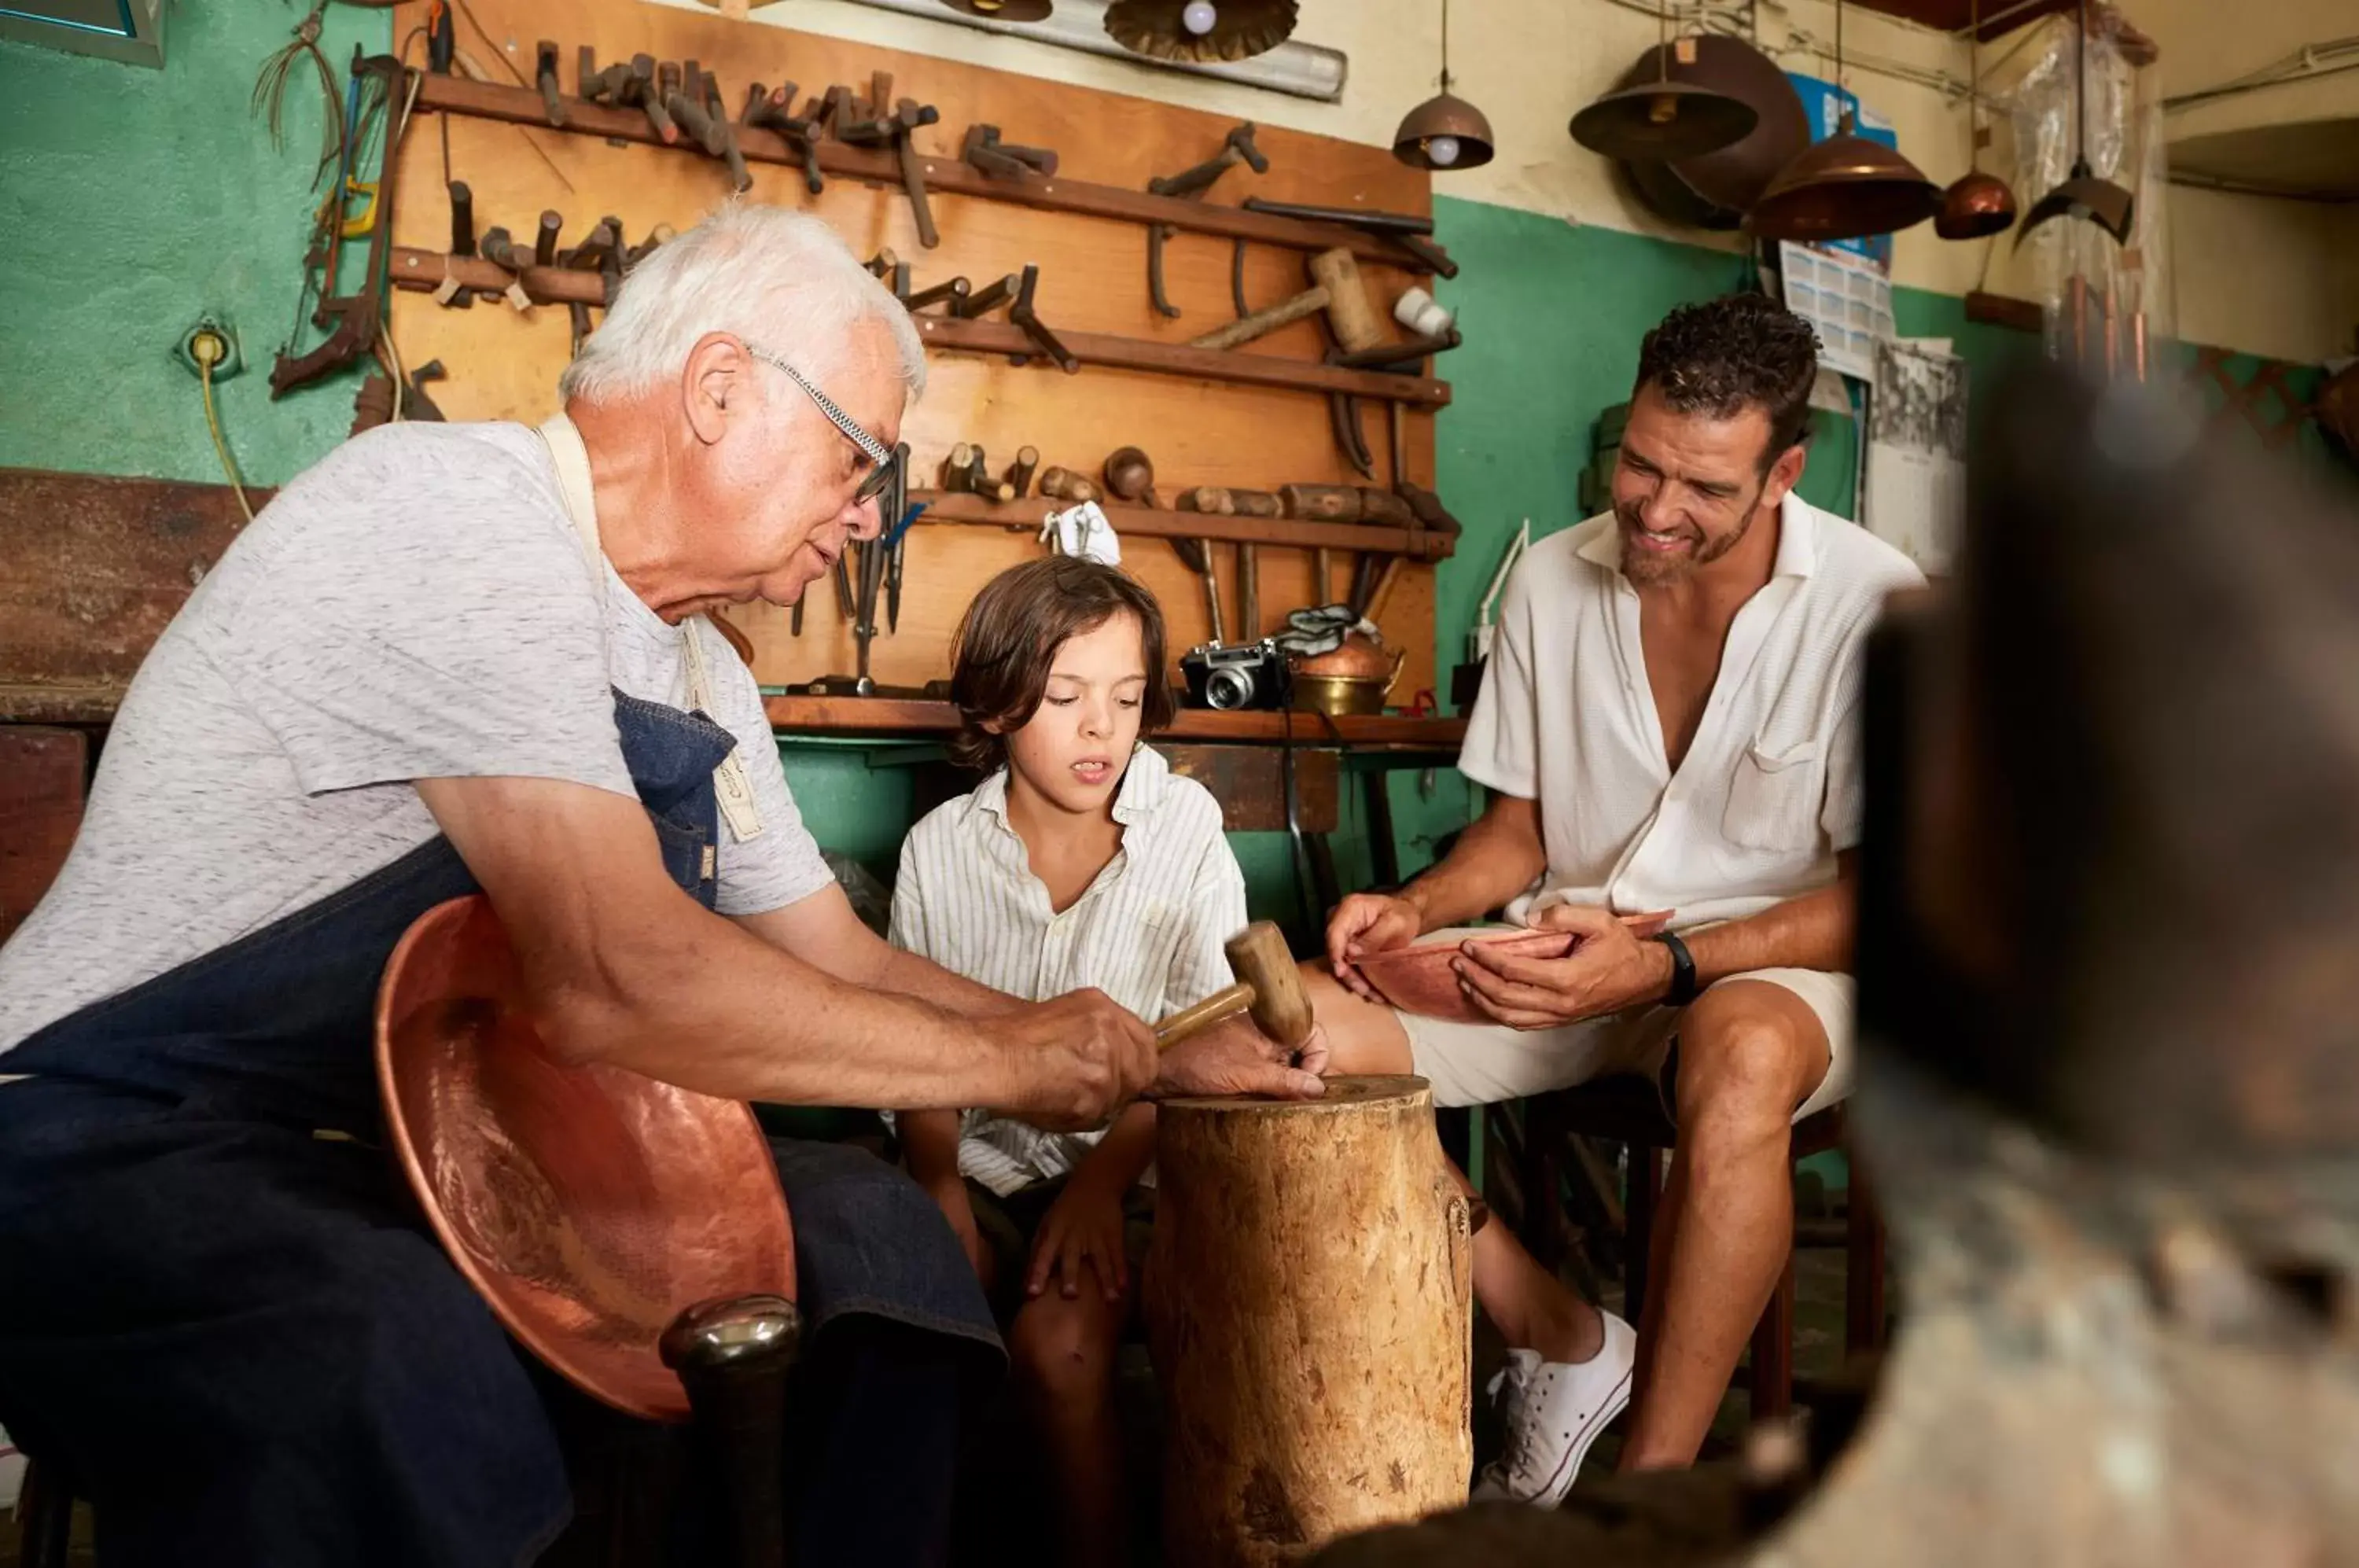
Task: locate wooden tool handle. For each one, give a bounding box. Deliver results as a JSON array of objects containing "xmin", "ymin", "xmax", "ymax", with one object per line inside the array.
[
  {"xmin": 1189, "ymin": 286, "xmax": 1330, "ymax": 352},
  {"xmin": 1154, "ymin": 981, "xmax": 1252, "ymax": 1050},
  {"xmin": 1282, "ymin": 483, "xmax": 1361, "ymax": 522}
]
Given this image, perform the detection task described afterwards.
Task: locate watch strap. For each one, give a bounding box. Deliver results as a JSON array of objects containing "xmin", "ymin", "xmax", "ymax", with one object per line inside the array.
[{"xmin": 1654, "ymin": 929, "xmax": 1698, "ymax": 1007}]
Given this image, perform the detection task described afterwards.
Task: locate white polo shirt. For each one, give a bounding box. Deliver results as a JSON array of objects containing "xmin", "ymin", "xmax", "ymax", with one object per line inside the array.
[
  {"xmin": 889, "ymin": 745, "xmax": 1247, "ymax": 1195},
  {"xmin": 1460, "ymin": 492, "xmax": 1923, "ymax": 932}
]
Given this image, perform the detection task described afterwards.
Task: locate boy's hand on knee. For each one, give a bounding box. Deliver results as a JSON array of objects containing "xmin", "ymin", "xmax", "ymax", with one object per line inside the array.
[{"xmin": 1029, "ymin": 1180, "xmax": 1128, "ymax": 1303}]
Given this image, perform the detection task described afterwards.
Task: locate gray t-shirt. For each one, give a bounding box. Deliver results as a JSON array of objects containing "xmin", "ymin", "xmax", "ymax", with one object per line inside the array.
[{"xmin": 0, "ymin": 421, "xmax": 833, "ymax": 1056}]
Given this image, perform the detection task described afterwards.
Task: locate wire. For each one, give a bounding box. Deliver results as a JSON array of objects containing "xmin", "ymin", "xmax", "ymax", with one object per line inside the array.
[{"xmin": 197, "ymin": 355, "xmax": 256, "ymax": 522}]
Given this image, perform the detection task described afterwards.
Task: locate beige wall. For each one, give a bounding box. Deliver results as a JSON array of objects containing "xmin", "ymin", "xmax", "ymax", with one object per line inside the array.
[{"xmin": 646, "ymin": 0, "xmax": 2350, "ymax": 361}]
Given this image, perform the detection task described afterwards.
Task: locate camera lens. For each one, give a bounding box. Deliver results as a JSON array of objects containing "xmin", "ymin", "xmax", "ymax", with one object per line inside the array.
[{"xmin": 1205, "ymin": 664, "xmax": 1257, "ymax": 710}]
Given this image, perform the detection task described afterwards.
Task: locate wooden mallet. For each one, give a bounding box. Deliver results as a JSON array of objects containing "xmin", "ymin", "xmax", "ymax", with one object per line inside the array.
[
  {"xmin": 1154, "ymin": 922, "xmax": 1313, "ymax": 1056},
  {"xmin": 1188, "ymin": 248, "xmax": 1386, "ymax": 355}
]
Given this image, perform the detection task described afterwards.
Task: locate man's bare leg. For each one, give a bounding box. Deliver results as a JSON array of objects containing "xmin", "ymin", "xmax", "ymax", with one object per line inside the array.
[
  {"xmin": 1301, "ymin": 963, "xmax": 1604, "ymax": 1362},
  {"xmin": 1617, "ymin": 980, "xmax": 1831, "ymax": 1470}
]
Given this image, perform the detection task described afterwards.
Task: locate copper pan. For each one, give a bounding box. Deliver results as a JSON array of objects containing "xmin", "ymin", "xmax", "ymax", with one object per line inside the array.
[
  {"xmin": 1610, "ymin": 35, "xmax": 1810, "ymax": 231},
  {"xmin": 376, "ymin": 895, "xmax": 796, "ymax": 1423}
]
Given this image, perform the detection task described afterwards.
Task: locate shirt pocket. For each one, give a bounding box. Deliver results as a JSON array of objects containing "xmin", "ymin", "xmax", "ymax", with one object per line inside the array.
[{"xmin": 1720, "ymin": 737, "xmax": 1823, "ymax": 852}]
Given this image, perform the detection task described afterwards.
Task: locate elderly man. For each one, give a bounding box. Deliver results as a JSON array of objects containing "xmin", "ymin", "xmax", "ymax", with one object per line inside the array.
[
  {"xmin": 1308, "ymin": 295, "xmax": 1923, "ymax": 1497},
  {"xmin": 0, "ymin": 205, "xmax": 1319, "ymax": 1567}
]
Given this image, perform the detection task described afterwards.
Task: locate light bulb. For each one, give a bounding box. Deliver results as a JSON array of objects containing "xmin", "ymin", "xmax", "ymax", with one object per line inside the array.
[
  {"xmin": 1182, "ymin": 1, "xmax": 1218, "ymax": 35},
  {"xmin": 1425, "ymin": 134, "xmax": 1461, "ymax": 167}
]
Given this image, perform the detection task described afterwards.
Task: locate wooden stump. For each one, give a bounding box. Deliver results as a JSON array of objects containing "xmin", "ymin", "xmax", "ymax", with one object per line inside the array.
[{"xmin": 1148, "ymin": 1075, "xmax": 1474, "ymax": 1566}]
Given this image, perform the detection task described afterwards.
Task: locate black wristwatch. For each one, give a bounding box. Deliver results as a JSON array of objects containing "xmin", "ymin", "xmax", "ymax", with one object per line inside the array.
[{"xmin": 1653, "ymin": 930, "xmax": 1698, "ymax": 1007}]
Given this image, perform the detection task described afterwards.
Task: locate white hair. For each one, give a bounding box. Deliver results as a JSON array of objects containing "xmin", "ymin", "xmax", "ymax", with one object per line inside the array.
[{"xmin": 558, "ymin": 203, "xmax": 927, "ymax": 405}]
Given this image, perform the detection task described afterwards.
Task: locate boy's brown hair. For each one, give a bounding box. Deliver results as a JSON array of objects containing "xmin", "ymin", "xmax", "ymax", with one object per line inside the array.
[{"xmin": 947, "ymin": 557, "xmax": 1174, "ymax": 772}]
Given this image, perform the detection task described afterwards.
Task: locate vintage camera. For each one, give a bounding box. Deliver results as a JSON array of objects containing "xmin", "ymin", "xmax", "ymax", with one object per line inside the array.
[{"xmin": 1181, "ymin": 639, "xmax": 1291, "ymax": 711}]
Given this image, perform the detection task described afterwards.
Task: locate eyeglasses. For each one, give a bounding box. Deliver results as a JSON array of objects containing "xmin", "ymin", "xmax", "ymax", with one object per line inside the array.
[{"xmin": 742, "ymin": 341, "xmax": 900, "ymax": 506}]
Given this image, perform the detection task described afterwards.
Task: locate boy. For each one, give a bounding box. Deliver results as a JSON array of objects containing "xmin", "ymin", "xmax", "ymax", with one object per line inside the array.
[{"xmin": 892, "ymin": 557, "xmax": 1246, "ymax": 1567}]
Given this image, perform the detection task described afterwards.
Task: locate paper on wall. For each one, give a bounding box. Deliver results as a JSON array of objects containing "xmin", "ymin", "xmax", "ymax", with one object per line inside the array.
[
  {"xmin": 1779, "ymin": 241, "xmax": 1894, "ymax": 385},
  {"xmin": 1865, "ymin": 337, "xmax": 1968, "ymax": 575}
]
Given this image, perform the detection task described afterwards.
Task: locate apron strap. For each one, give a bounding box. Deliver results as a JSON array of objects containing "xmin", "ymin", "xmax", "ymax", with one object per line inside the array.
[{"xmin": 535, "ymin": 413, "xmax": 766, "ymax": 845}]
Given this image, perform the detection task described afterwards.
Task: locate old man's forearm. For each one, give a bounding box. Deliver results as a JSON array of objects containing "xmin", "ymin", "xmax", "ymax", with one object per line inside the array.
[
  {"xmin": 535, "ymin": 911, "xmax": 1014, "ymax": 1108},
  {"xmin": 419, "ymin": 773, "xmax": 1016, "ymax": 1108},
  {"xmin": 734, "ymin": 893, "xmax": 1023, "ymax": 1021}
]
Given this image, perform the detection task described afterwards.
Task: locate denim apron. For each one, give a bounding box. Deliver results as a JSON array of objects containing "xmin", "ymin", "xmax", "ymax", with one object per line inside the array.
[{"xmin": 0, "ymin": 424, "xmax": 998, "ymax": 1568}]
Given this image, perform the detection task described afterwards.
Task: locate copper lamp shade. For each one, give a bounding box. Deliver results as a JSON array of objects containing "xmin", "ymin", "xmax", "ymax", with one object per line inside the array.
[
  {"xmin": 2018, "ymin": 2, "xmax": 2135, "ymax": 248},
  {"xmin": 1748, "ymin": 120, "xmax": 1940, "ymax": 242},
  {"xmin": 938, "ymin": 0, "xmax": 1054, "ymax": 17},
  {"xmin": 1393, "ymin": 90, "xmax": 1494, "ymax": 171},
  {"xmin": 376, "ymin": 895, "xmax": 797, "ymax": 1423},
  {"xmin": 1937, "ymin": 168, "xmax": 2019, "ymax": 239},
  {"xmin": 1573, "ymin": 78, "xmax": 1757, "ymax": 161},
  {"xmin": 1615, "ymin": 35, "xmax": 1810, "ymax": 230},
  {"xmin": 1104, "ymin": 0, "xmax": 1297, "ymax": 63},
  {"xmin": 2016, "ymin": 157, "xmax": 2135, "ymax": 247}
]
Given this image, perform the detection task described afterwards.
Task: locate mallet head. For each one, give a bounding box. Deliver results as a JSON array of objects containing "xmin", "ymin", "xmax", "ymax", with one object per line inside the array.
[{"xmin": 1224, "ymin": 921, "xmax": 1313, "ymax": 1050}]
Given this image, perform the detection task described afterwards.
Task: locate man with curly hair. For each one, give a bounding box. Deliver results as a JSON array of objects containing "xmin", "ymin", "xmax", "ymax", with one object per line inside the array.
[{"xmin": 1308, "ymin": 293, "xmax": 1924, "ymax": 1495}]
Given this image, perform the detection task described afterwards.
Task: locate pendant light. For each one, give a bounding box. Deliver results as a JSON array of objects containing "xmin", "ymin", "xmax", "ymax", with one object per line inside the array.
[
  {"xmin": 1393, "ymin": 0, "xmax": 1494, "ymax": 171},
  {"xmin": 1104, "ymin": 0, "xmax": 1297, "ymax": 64},
  {"xmin": 1570, "ymin": 0, "xmax": 1757, "ymax": 162},
  {"xmin": 1936, "ymin": 0, "xmax": 2017, "ymax": 239},
  {"xmin": 2015, "ymin": 0, "xmax": 2134, "ymax": 248},
  {"xmin": 940, "ymin": 0, "xmax": 1054, "ymax": 18},
  {"xmin": 1747, "ymin": 0, "xmax": 1939, "ymax": 242}
]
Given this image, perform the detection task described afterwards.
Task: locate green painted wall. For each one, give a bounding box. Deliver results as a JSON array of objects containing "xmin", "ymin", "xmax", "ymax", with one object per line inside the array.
[{"xmin": 0, "ymin": 6, "xmax": 393, "ymax": 486}]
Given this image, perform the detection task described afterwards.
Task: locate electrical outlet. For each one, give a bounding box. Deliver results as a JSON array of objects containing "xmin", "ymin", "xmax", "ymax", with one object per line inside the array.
[{"xmin": 173, "ymin": 315, "xmax": 243, "ymax": 381}]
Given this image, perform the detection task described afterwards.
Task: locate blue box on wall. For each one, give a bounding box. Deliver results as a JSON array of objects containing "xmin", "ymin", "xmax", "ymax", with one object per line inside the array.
[{"xmin": 1784, "ymin": 72, "xmax": 1897, "ymax": 269}]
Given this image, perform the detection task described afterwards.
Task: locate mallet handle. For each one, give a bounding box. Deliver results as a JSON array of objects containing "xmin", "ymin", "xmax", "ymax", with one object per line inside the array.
[{"xmin": 1154, "ymin": 982, "xmax": 1251, "ymax": 1051}]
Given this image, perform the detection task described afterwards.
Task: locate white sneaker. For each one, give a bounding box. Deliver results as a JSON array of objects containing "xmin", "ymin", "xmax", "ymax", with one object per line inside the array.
[{"xmin": 1471, "ymin": 1310, "xmax": 1636, "ymax": 1505}]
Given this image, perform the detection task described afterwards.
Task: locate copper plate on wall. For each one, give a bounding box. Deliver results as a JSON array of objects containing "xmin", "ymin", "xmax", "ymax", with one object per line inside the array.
[{"xmin": 376, "ymin": 895, "xmax": 797, "ymax": 1423}]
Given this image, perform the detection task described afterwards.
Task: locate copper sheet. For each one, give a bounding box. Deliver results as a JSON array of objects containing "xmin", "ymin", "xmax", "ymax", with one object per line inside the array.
[{"xmin": 375, "ymin": 895, "xmax": 795, "ymax": 1423}]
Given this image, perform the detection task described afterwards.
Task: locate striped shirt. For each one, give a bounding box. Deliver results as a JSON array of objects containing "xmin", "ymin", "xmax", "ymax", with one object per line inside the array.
[{"xmin": 889, "ymin": 745, "xmax": 1248, "ymax": 1195}]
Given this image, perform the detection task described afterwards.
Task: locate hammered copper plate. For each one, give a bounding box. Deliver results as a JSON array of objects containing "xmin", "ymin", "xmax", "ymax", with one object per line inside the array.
[{"xmin": 375, "ymin": 895, "xmax": 795, "ymax": 1423}]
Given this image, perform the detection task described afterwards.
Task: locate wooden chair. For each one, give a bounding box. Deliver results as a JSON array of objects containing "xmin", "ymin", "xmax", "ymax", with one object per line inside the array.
[{"xmin": 1508, "ymin": 1076, "xmax": 1887, "ymax": 1422}]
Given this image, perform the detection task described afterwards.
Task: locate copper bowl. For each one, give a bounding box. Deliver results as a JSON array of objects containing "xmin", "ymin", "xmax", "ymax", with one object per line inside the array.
[
  {"xmin": 1294, "ymin": 632, "xmax": 1398, "ymax": 683},
  {"xmin": 1292, "ymin": 639, "xmax": 1404, "ymax": 716},
  {"xmin": 1352, "ymin": 913, "xmax": 1678, "ymax": 1021},
  {"xmin": 376, "ymin": 895, "xmax": 796, "ymax": 1423}
]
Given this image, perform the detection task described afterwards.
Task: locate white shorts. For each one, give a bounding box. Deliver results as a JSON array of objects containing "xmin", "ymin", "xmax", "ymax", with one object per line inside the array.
[{"xmin": 1397, "ymin": 933, "xmax": 1854, "ymax": 1124}]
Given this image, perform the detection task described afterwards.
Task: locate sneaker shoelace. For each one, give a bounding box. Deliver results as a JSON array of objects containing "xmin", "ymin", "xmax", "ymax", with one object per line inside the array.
[
  {"xmin": 1480, "ymin": 1357, "xmax": 1544, "ymax": 1492},
  {"xmin": 1500, "ymin": 1367, "xmax": 1560, "ymax": 1491}
]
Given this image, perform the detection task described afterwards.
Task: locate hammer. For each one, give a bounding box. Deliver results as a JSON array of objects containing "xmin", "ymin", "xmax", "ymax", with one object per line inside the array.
[
  {"xmin": 1190, "ymin": 248, "xmax": 1384, "ymax": 355},
  {"xmin": 1154, "ymin": 922, "xmax": 1313, "ymax": 1057}
]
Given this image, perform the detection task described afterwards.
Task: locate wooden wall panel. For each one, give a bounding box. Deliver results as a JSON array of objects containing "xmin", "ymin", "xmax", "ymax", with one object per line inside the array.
[
  {"xmin": 0, "ymin": 727, "xmax": 87, "ymax": 943},
  {"xmin": 0, "ymin": 469, "xmax": 260, "ymax": 721},
  {"xmin": 389, "ymin": 1, "xmax": 1441, "ymax": 698}
]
